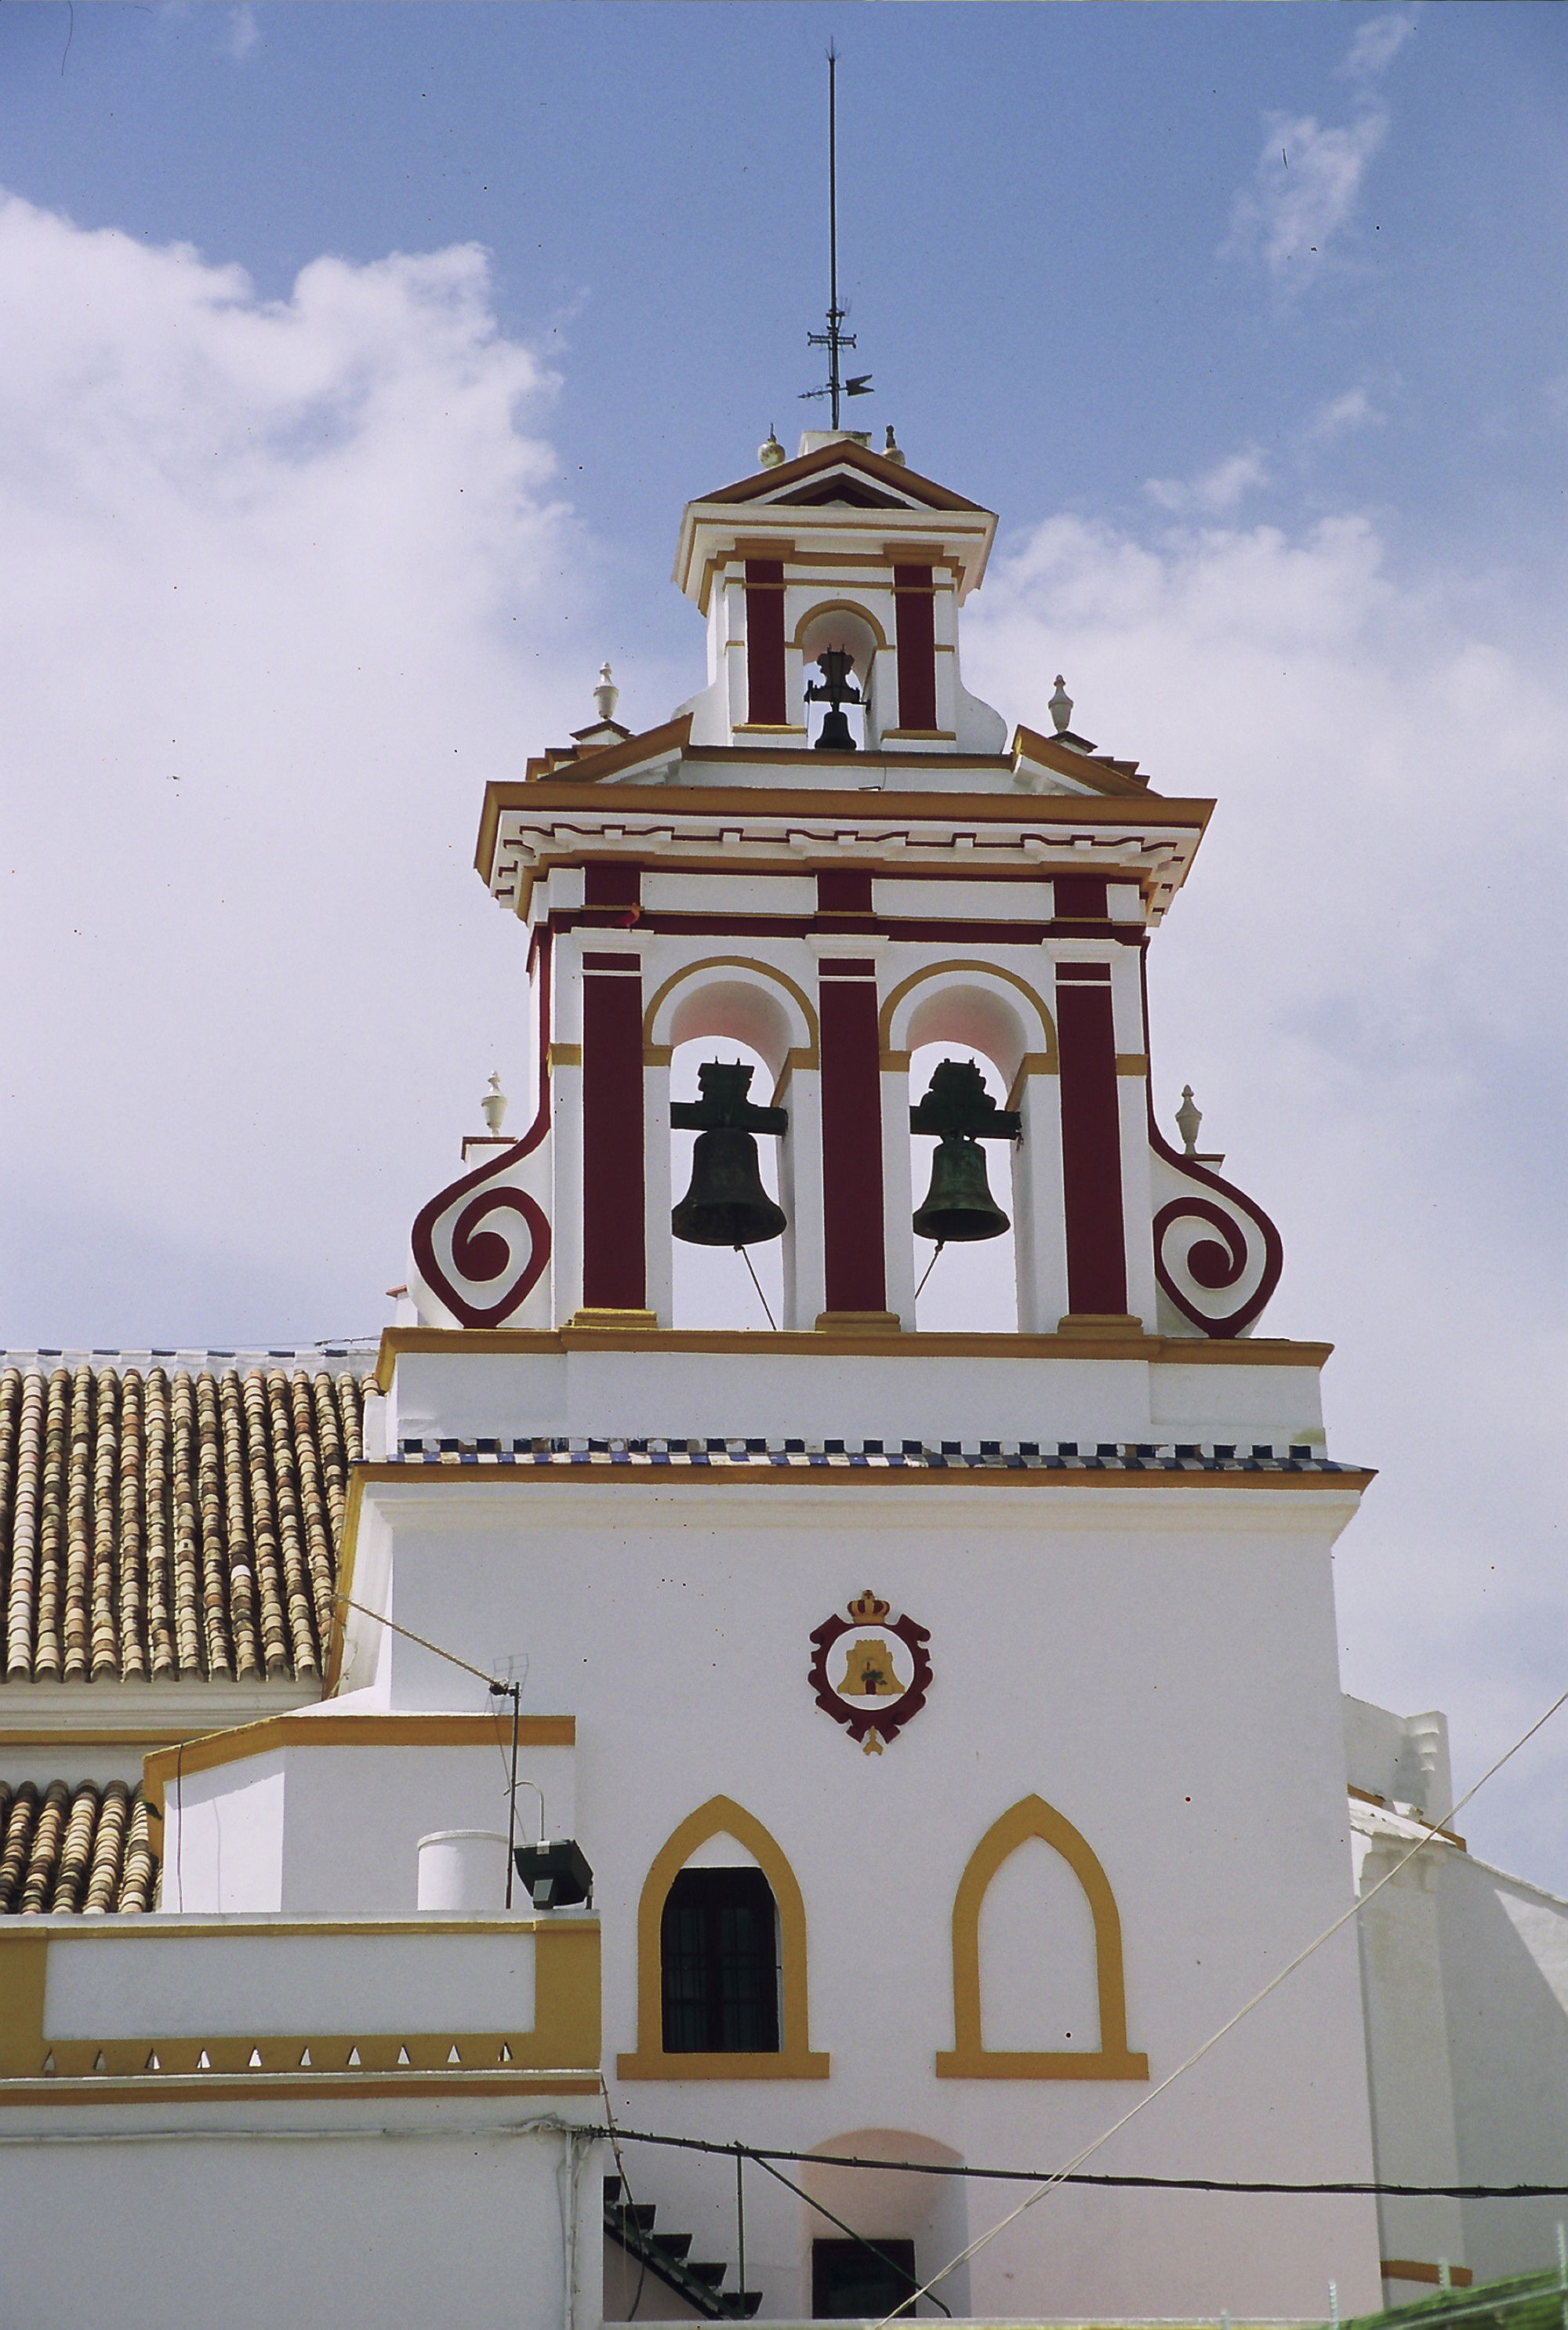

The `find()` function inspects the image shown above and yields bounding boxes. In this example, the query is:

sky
[0,1,1566,1881]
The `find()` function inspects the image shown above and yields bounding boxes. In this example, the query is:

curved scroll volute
[1147,1131,1283,1340]
[408,1134,552,1330]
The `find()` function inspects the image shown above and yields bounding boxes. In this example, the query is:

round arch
[616,1794,830,2081]
[644,958,819,1082]
[880,962,1058,1094]
[935,1794,1149,2081]
[790,597,891,653]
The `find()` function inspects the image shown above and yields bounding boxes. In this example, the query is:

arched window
[617,1795,829,2081]
[661,1866,780,2052]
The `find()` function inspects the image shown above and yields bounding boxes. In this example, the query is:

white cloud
[1227,108,1387,285]
[0,193,616,1352]
[1306,385,1383,439]
[224,5,260,63]
[1145,446,1269,515]
[964,510,1568,1880]
[1338,9,1416,84]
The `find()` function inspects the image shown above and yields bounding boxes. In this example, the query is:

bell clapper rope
[914,1240,947,1301]
[737,1243,779,1330]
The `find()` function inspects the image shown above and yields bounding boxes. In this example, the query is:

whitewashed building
[2,430,1564,2330]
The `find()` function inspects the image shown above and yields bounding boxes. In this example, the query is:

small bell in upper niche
[671,1062,789,1249]
[909,1059,1022,1245]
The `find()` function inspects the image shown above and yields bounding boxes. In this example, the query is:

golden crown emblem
[845,1588,891,1624]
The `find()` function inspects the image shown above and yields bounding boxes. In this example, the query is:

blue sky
[3,1,1564,658]
[1,2,1566,1882]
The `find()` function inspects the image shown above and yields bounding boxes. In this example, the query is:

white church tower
[378,429,1381,2320]
[0,432,1392,2330]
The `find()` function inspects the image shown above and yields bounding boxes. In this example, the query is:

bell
[912,1133,1011,1244]
[673,1127,788,1248]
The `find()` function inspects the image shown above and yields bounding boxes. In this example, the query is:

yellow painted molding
[566,1308,661,1330]
[936,1795,1149,2083]
[616,1795,829,2082]
[641,956,821,1069]
[789,597,891,652]
[353,1460,1371,1496]
[372,1323,1337,1382]
[0,1917,599,2094]
[143,1711,575,1817]
[1004,1052,1055,1109]
[1115,1053,1150,1076]
[0,2073,602,2107]
[877,959,1058,1071]
[546,1043,583,1069]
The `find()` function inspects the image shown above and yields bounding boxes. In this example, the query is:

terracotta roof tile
[0,1780,157,1913]
[0,1361,367,1683]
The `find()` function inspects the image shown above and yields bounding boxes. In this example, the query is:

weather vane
[800,45,872,430]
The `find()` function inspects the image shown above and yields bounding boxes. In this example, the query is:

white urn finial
[1175,1084,1203,1158]
[481,1071,507,1137]
[883,423,906,466]
[1049,675,1074,734]
[593,663,619,725]
[758,426,786,469]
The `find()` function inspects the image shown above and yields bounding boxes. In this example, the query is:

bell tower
[362,430,1383,2327]
[410,430,1280,1345]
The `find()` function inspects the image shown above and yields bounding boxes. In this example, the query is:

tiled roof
[0,1780,156,1914]
[0,1357,368,1683]
[389,1434,1356,1474]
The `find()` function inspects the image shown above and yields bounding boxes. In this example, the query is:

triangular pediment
[696,437,989,517]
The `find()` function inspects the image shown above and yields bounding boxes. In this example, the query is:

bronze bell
[671,1062,789,1249]
[912,1134,1011,1243]
[909,1058,1021,1245]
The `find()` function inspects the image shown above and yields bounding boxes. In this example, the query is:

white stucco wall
[0,2110,603,2330]
[325,1461,1381,2321]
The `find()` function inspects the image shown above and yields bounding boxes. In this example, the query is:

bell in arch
[909,1059,1022,1246]
[671,1062,789,1249]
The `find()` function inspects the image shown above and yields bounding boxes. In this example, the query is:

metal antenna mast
[803,45,871,428]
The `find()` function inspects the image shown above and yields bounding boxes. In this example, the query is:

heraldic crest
[808,1590,933,1755]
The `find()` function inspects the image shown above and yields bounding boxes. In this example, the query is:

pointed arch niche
[617,1795,829,2081]
[936,1795,1149,2081]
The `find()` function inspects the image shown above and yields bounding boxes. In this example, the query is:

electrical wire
[594,2125,1568,2201]
[871,1677,1568,2326]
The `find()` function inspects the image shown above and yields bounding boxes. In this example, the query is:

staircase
[604,2175,762,2320]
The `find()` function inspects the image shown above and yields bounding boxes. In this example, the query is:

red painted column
[817,958,887,1318]
[1055,964,1128,1318]
[893,565,938,732]
[744,561,787,725]
[580,951,647,1312]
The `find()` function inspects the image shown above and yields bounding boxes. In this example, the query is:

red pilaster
[744,561,787,725]
[893,565,938,731]
[817,959,887,1316]
[1055,965,1128,1317]
[580,952,647,1311]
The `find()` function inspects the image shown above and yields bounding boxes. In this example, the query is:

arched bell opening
[906,1042,1018,1333]
[800,2130,970,2320]
[797,604,883,753]
[669,1035,786,1330]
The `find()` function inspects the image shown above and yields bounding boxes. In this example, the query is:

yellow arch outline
[936,1795,1149,2081]
[879,960,1059,1080]
[616,1795,830,2081]
[789,597,892,652]
[642,957,820,1076]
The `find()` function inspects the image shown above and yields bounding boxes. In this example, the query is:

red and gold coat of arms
[808,1590,933,1755]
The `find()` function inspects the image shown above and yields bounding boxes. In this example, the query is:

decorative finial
[1175,1085,1202,1158]
[593,662,619,724]
[1049,675,1074,735]
[883,424,906,466]
[481,1071,508,1137]
[758,426,786,470]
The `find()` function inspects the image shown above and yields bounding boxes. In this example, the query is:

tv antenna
[801,45,872,429]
